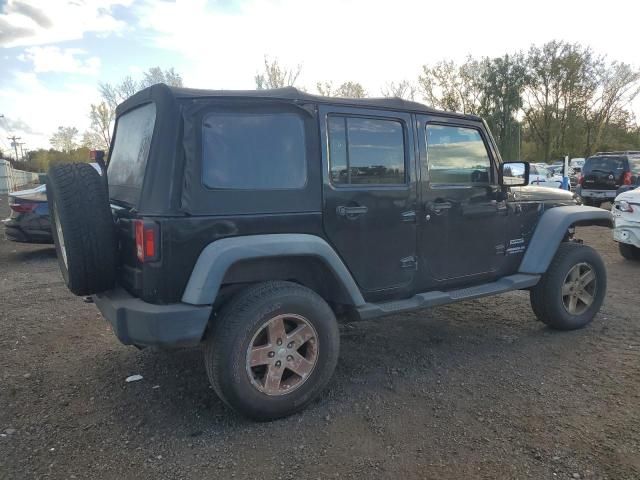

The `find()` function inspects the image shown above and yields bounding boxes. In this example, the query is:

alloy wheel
[245,314,319,396]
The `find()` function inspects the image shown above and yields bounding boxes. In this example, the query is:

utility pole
[7,135,21,163]
[17,142,26,161]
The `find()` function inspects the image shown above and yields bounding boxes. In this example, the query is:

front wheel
[204,281,340,420]
[530,243,606,330]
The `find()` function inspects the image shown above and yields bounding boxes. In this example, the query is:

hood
[516,185,576,202]
[615,187,640,203]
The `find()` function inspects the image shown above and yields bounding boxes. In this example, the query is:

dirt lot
[1,201,639,480]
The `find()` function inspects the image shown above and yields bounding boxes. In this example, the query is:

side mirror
[500,161,529,187]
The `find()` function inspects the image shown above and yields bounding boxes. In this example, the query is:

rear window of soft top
[107,102,157,205]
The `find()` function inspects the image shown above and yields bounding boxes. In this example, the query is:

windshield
[107,102,157,205]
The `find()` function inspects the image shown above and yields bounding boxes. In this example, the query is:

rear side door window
[327,116,406,186]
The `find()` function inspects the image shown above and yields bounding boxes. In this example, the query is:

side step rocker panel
[356,274,540,320]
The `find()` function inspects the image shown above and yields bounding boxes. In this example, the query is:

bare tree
[382,80,417,100]
[88,67,183,151]
[49,126,79,152]
[418,57,485,114]
[584,61,640,154]
[140,67,183,89]
[84,102,113,150]
[317,81,367,98]
[255,56,301,89]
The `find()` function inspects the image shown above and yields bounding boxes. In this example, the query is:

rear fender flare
[519,206,612,274]
[181,234,365,306]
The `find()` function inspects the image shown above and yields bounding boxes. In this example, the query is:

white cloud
[0,71,97,151]
[0,0,132,48]
[136,0,640,98]
[18,46,101,74]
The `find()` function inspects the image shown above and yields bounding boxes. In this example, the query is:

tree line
[257,41,640,162]
[11,39,639,172]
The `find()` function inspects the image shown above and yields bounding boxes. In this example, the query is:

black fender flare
[181,234,365,306]
[518,206,612,274]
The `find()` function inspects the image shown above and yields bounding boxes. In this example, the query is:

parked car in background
[570,158,585,173]
[2,184,52,243]
[529,164,563,188]
[576,152,640,207]
[612,187,640,260]
[3,163,102,244]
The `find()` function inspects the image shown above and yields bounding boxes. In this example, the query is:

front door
[416,117,507,290]
[320,106,417,300]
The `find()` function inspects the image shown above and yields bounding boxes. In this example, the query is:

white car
[529,164,563,188]
[612,187,640,260]
[570,158,585,170]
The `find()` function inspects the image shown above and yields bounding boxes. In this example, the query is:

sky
[1,0,639,154]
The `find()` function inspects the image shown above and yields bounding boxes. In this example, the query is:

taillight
[134,219,160,262]
[578,174,584,186]
[9,202,36,213]
[623,171,632,185]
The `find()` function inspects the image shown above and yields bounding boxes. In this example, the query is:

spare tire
[47,163,116,296]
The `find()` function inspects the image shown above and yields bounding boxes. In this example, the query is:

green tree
[523,41,598,161]
[479,54,527,160]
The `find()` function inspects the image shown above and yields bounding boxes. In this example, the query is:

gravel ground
[1,200,639,480]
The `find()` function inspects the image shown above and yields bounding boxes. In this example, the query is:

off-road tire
[203,281,339,421]
[618,242,640,261]
[530,243,606,330]
[47,163,116,296]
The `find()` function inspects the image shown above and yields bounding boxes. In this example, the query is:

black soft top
[116,83,479,121]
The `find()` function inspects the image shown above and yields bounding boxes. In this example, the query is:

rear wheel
[530,243,606,330]
[204,281,339,420]
[618,243,640,261]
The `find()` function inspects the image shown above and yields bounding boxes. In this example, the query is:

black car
[577,151,640,207]
[3,164,101,243]
[46,84,611,420]
[3,184,52,243]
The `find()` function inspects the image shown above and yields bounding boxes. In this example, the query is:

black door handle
[336,205,368,217]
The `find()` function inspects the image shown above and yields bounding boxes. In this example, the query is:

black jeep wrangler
[47,84,612,420]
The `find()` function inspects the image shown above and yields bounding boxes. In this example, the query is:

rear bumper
[93,287,212,347]
[3,217,53,244]
[578,188,617,199]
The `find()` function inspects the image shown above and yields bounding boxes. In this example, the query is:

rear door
[415,117,507,290]
[320,106,417,300]
[582,156,626,190]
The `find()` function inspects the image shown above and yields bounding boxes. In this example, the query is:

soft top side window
[202,110,307,190]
